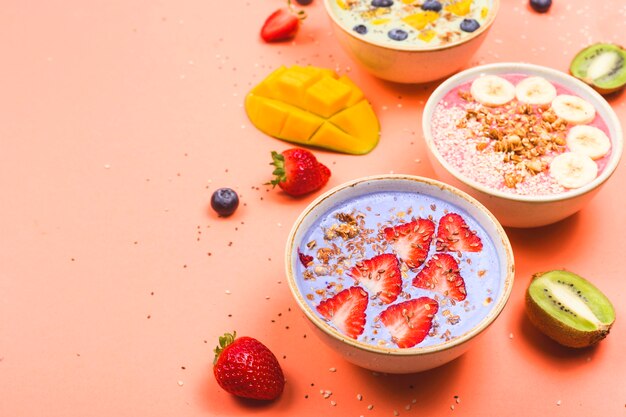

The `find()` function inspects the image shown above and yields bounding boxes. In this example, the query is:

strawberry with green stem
[261,0,306,43]
[213,332,285,401]
[269,148,331,196]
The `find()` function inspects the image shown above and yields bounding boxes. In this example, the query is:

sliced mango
[371,18,392,25]
[402,11,439,30]
[245,65,380,155]
[445,0,473,16]
[418,29,437,42]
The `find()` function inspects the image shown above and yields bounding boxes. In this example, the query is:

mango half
[245,65,380,155]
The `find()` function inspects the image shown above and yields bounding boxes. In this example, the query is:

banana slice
[470,75,516,106]
[515,76,557,105]
[566,125,611,160]
[549,152,598,189]
[551,95,596,124]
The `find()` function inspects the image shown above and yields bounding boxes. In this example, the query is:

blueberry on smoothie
[460,18,480,33]
[372,0,393,7]
[353,24,368,35]
[421,0,442,12]
[529,0,552,13]
[388,28,408,41]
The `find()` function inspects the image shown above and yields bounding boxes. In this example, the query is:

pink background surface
[1,1,625,416]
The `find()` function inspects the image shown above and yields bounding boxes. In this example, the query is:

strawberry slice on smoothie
[316,287,368,339]
[382,218,435,269]
[347,253,402,304]
[435,213,483,253]
[379,297,439,348]
[413,253,467,301]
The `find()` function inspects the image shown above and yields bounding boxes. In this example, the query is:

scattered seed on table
[357,394,363,401]
[329,367,336,372]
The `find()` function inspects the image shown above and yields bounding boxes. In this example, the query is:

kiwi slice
[525,270,615,348]
[570,43,626,94]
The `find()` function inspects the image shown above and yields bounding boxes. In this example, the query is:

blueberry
[529,0,552,13]
[459,18,480,33]
[211,188,239,217]
[388,28,408,41]
[295,0,313,4]
[372,0,393,7]
[353,24,368,35]
[421,0,442,12]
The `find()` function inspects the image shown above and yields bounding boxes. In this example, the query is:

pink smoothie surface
[431,73,612,196]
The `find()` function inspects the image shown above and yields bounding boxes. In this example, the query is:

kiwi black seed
[570,43,626,95]
[525,270,615,348]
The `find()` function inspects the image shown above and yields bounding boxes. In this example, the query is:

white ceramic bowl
[322,0,500,84]
[422,63,624,228]
[285,175,514,373]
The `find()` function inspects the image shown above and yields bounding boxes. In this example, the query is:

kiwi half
[570,43,626,95]
[525,270,615,348]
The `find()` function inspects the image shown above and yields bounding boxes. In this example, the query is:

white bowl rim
[422,62,624,204]
[285,174,515,357]
[322,0,501,53]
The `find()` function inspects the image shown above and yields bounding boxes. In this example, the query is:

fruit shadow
[517,309,601,362]
[372,77,443,98]
[600,88,624,103]
[348,354,466,404]
[503,211,581,253]
[197,368,296,414]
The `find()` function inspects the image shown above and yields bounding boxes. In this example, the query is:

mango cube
[445,0,473,16]
[245,65,380,155]
[402,11,439,30]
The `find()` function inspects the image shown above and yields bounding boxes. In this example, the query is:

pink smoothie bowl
[422,62,624,228]
[322,0,500,84]
[284,175,514,374]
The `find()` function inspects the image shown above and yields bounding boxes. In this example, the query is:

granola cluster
[457,91,568,188]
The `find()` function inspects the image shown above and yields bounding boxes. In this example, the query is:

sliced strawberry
[383,219,435,269]
[297,249,313,267]
[435,213,483,253]
[347,253,402,304]
[379,297,439,348]
[316,287,368,339]
[260,1,306,43]
[412,253,467,301]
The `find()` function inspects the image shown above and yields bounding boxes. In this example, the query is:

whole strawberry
[269,148,331,196]
[261,0,306,43]
[213,332,285,401]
